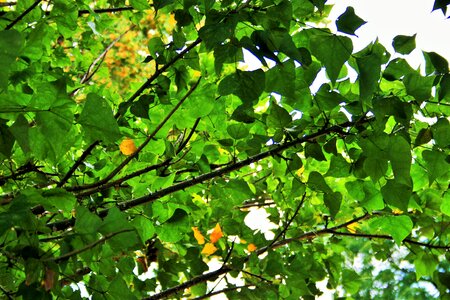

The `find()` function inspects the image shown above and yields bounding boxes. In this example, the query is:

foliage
[0,0,449,299]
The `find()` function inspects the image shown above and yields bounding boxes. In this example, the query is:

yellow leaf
[119,138,137,156]
[296,165,305,177]
[210,223,223,243]
[201,243,217,256]
[191,227,205,245]
[247,243,257,252]
[346,222,361,234]
[392,208,403,215]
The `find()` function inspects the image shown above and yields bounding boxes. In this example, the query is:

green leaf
[305,143,326,161]
[315,83,347,110]
[325,155,351,178]
[218,70,265,103]
[414,252,439,280]
[381,180,412,211]
[130,95,154,119]
[266,103,292,129]
[41,189,76,212]
[310,34,353,83]
[108,276,138,300]
[157,208,189,243]
[388,135,412,185]
[392,34,416,55]
[403,72,435,101]
[383,58,416,81]
[335,7,367,36]
[0,119,14,158]
[307,171,332,193]
[78,93,121,143]
[227,124,249,139]
[75,206,102,235]
[363,157,388,182]
[130,0,150,10]
[131,216,155,243]
[9,114,31,154]
[414,128,432,147]
[0,30,24,90]
[431,118,450,148]
[324,192,342,218]
[438,73,450,101]
[422,150,449,184]
[372,215,413,245]
[423,51,449,75]
[440,192,450,216]
[355,42,385,107]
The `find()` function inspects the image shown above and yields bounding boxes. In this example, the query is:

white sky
[329,0,450,67]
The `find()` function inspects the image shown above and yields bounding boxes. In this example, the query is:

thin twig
[5,0,41,30]
[264,193,306,252]
[78,6,134,16]
[193,285,254,300]
[43,229,134,263]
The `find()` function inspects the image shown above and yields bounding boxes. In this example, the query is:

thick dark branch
[78,6,134,16]
[43,229,134,263]
[74,158,173,197]
[68,78,201,193]
[0,2,16,7]
[57,141,100,187]
[327,230,450,250]
[5,0,41,30]
[47,117,374,231]
[144,266,232,300]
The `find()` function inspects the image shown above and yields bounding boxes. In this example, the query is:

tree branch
[0,2,16,8]
[43,229,134,263]
[143,266,232,300]
[5,0,41,30]
[47,117,374,231]
[78,6,134,16]
[193,285,255,300]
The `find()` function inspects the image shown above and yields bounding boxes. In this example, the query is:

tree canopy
[0,0,449,299]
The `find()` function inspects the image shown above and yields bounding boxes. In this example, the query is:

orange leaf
[247,243,257,252]
[346,222,361,234]
[44,268,56,291]
[210,223,223,243]
[201,243,217,256]
[192,227,205,245]
[119,138,137,156]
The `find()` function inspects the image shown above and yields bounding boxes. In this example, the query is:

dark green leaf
[431,118,450,148]
[381,180,412,211]
[218,70,265,103]
[0,30,24,90]
[78,93,121,143]
[266,102,292,129]
[403,72,435,101]
[336,7,367,36]
[324,192,342,218]
[307,171,332,193]
[392,34,416,55]
[423,51,449,75]
[310,34,353,83]
[227,124,249,139]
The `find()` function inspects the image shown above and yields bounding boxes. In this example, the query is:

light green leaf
[130,0,150,10]
[440,192,450,216]
[372,215,413,245]
[310,34,353,83]
[414,252,439,280]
